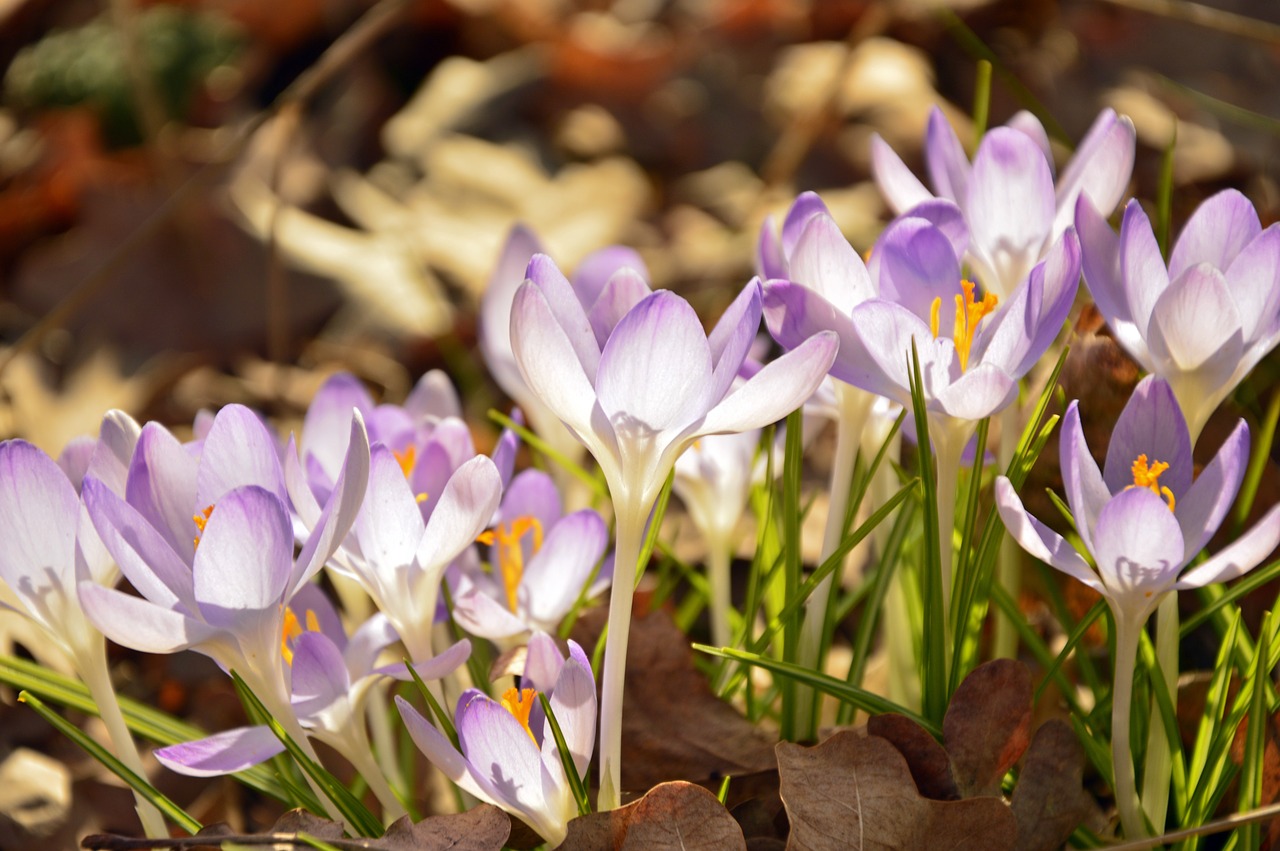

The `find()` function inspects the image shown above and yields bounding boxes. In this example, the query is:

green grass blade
[18,690,201,834]
[779,407,805,741]
[539,694,591,817]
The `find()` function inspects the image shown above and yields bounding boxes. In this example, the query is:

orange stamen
[476,516,545,612]
[1127,454,1176,511]
[952,279,998,372]
[393,445,417,478]
[279,607,321,666]
[501,687,538,741]
[191,505,214,549]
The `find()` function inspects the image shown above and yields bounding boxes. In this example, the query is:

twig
[1103,799,1280,849]
[0,0,415,380]
[1095,0,1280,48]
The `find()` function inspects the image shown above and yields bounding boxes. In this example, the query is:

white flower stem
[795,395,869,739]
[1111,615,1148,838]
[933,431,965,658]
[597,500,647,811]
[75,644,168,839]
[993,405,1022,659]
[333,724,405,822]
[1141,595,1177,832]
[366,687,407,804]
[249,672,347,825]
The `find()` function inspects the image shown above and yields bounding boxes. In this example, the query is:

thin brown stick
[1096,0,1280,47]
[1103,798,1280,849]
[0,0,415,379]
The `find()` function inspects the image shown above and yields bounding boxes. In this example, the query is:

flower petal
[548,647,596,779]
[931,362,1017,421]
[1091,487,1186,607]
[480,225,545,401]
[572,246,649,310]
[353,445,427,577]
[994,477,1102,594]
[192,486,293,629]
[300,374,374,485]
[291,412,371,596]
[1177,504,1280,589]
[586,268,653,349]
[155,726,284,777]
[1224,224,1280,344]
[874,216,962,326]
[781,191,832,263]
[1146,264,1244,374]
[86,410,141,497]
[197,406,288,509]
[416,456,503,573]
[456,695,548,818]
[498,469,563,532]
[871,133,934,214]
[77,582,218,654]
[1176,419,1249,557]
[510,282,602,442]
[1058,402,1108,554]
[0,441,79,611]
[289,632,350,718]
[924,107,970,204]
[1168,188,1261,281]
[521,510,609,630]
[404,369,463,422]
[1052,109,1135,241]
[1103,376,1193,496]
[526,254,601,377]
[706,281,762,405]
[697,330,837,436]
[125,423,199,564]
[762,280,866,388]
[1118,200,1170,337]
[788,215,876,316]
[596,291,714,434]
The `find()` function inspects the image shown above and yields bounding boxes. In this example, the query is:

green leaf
[538,693,591,817]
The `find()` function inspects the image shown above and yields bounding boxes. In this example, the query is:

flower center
[393,445,417,478]
[280,607,321,665]
[191,505,215,549]
[1127,454,1176,512]
[477,517,544,612]
[501,687,538,742]
[930,279,998,372]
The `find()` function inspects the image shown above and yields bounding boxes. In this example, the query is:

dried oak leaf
[777,731,1017,851]
[866,712,959,801]
[371,805,511,850]
[560,781,746,851]
[942,659,1033,798]
[1009,720,1102,851]
[570,606,778,795]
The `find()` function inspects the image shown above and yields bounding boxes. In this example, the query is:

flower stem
[933,431,965,655]
[1112,616,1148,838]
[707,537,734,651]
[597,501,647,811]
[76,644,168,839]
[335,724,405,821]
[1141,595,1177,832]
[993,406,1022,659]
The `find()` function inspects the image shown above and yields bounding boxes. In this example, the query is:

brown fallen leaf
[943,659,1033,799]
[866,713,958,801]
[570,606,778,797]
[560,781,746,851]
[1009,720,1102,851]
[776,731,1017,851]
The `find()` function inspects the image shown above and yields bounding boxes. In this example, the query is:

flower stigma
[280,607,321,665]
[1127,454,1176,511]
[393,445,417,478]
[477,516,544,612]
[501,687,538,742]
[930,279,998,371]
[191,505,215,549]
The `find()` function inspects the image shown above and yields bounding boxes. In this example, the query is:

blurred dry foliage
[2,0,1280,845]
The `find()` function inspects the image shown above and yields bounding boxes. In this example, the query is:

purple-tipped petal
[57,437,95,493]
[1075,194,1137,339]
[292,412,370,595]
[78,582,218,654]
[197,406,288,509]
[932,362,1017,420]
[1169,189,1261,281]
[510,282,602,442]
[1058,402,1108,554]
[416,456,503,571]
[762,280,868,387]
[895,199,970,260]
[192,486,293,628]
[353,445,424,576]
[301,374,374,485]
[1176,419,1249,557]
[86,410,141,497]
[1052,109,1135,241]
[1224,224,1280,343]
[788,215,876,315]
[526,254,601,377]
[1177,504,1280,589]
[548,653,596,778]
[924,107,970,204]
[523,632,565,695]
[289,632,350,717]
[405,369,463,422]
[844,300,939,405]
[1091,487,1186,604]
[155,726,284,777]
[572,246,649,310]
[871,134,934,214]
[781,192,832,262]
[756,214,785,279]
[1103,376,1193,496]
[1006,111,1053,168]
[596,292,714,434]
[0,442,78,602]
[706,281,762,404]
[697,330,837,435]
[498,469,563,532]
[1118,201,1171,336]
[521,511,609,629]
[480,226,546,402]
[457,696,547,810]
[874,216,963,326]
[586,267,652,349]
[994,477,1101,594]
[451,590,531,640]
[1146,265,1244,376]
[126,423,199,563]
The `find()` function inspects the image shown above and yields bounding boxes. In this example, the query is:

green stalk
[1112,615,1149,838]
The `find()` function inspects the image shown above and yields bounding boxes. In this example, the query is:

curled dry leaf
[776,731,1017,851]
[942,659,1033,799]
[559,780,746,851]
[1009,720,1103,851]
[866,713,958,801]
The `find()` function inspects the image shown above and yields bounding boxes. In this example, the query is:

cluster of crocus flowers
[996,377,1280,837]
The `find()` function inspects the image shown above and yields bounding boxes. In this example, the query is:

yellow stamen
[393,445,417,478]
[279,607,322,666]
[1127,454,1176,511]
[952,279,998,372]
[501,687,538,741]
[930,297,941,339]
[477,516,545,612]
[191,505,214,549]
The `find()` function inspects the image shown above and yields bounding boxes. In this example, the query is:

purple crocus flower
[153,584,470,818]
[480,226,651,471]
[510,265,837,809]
[396,632,595,846]
[873,107,1134,300]
[994,376,1280,837]
[451,469,610,644]
[1077,189,1280,442]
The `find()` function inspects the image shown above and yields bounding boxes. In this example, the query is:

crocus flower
[0,418,167,837]
[511,264,837,808]
[480,226,651,479]
[154,584,471,819]
[872,107,1134,300]
[994,376,1280,837]
[451,469,610,644]
[397,633,596,847]
[1077,189,1280,442]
